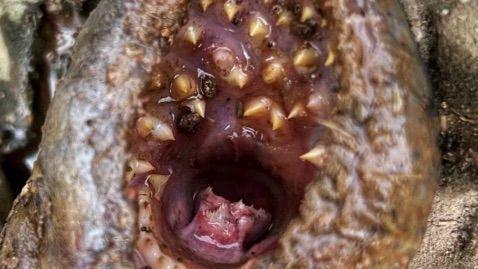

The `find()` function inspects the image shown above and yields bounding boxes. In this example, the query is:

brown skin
[0,0,438,268]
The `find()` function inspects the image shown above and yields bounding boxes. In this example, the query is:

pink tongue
[180,188,271,264]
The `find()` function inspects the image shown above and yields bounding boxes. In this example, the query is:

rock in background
[401,0,478,268]
[0,0,96,225]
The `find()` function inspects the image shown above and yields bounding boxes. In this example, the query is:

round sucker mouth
[154,161,290,266]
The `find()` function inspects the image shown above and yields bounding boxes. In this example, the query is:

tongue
[179,188,272,264]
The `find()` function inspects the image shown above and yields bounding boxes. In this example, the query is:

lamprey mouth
[125,0,438,268]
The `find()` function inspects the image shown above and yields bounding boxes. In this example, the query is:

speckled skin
[0,0,438,268]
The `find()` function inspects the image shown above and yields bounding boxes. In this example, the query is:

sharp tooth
[151,118,175,141]
[288,103,307,119]
[187,99,206,118]
[226,65,249,88]
[262,62,284,84]
[300,146,327,167]
[129,159,155,174]
[301,6,317,22]
[224,0,240,21]
[293,47,319,73]
[183,24,203,45]
[243,97,272,117]
[270,105,286,130]
[136,116,155,137]
[172,74,196,100]
[213,47,235,72]
[200,0,214,11]
[324,50,335,66]
[146,174,169,199]
[276,11,292,26]
[249,16,270,40]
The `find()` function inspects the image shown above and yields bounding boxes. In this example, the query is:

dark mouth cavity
[153,151,291,266]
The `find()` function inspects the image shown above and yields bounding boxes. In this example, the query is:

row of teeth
[200,0,318,25]
[169,46,325,100]
[132,3,331,176]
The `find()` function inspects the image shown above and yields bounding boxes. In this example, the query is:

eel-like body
[0,0,438,268]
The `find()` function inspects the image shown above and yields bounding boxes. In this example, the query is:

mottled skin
[0,0,438,269]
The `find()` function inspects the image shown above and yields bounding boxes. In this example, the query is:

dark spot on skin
[232,16,242,25]
[200,74,216,98]
[236,101,244,118]
[272,5,282,15]
[86,119,94,126]
[292,4,302,16]
[178,107,202,133]
[291,20,317,39]
[141,266,152,269]
[140,226,152,233]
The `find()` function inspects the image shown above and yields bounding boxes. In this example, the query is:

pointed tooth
[300,146,327,167]
[146,174,169,199]
[129,159,155,174]
[201,0,214,11]
[276,11,292,26]
[262,62,284,84]
[224,0,241,21]
[249,15,270,40]
[183,24,203,45]
[301,6,317,22]
[270,105,286,130]
[187,99,206,118]
[151,118,175,141]
[172,74,197,100]
[293,47,319,73]
[288,103,307,119]
[243,97,272,117]
[324,50,335,66]
[226,66,249,88]
[136,116,155,137]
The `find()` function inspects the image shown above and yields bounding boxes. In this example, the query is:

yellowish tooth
[276,11,292,26]
[146,174,169,199]
[201,0,214,11]
[224,0,241,21]
[262,62,284,84]
[151,118,175,141]
[270,105,286,130]
[300,146,327,167]
[324,50,335,66]
[226,65,249,88]
[293,47,319,73]
[287,103,307,119]
[172,74,197,100]
[183,24,203,45]
[129,159,155,174]
[249,16,270,40]
[301,6,317,22]
[243,97,272,117]
[187,99,206,118]
[136,116,155,137]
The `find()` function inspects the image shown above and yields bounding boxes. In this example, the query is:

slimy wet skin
[126,0,438,268]
[129,0,336,266]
